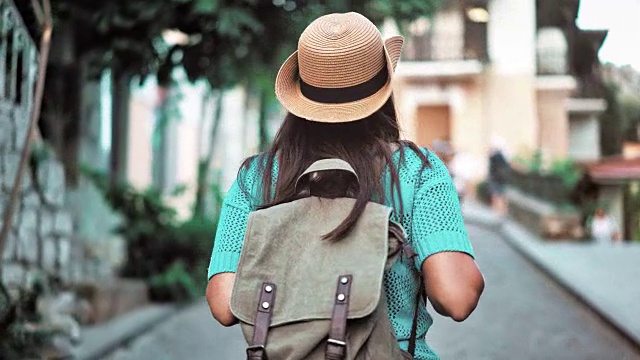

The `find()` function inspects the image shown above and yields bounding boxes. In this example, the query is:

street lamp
[466,7,489,23]
[162,29,190,46]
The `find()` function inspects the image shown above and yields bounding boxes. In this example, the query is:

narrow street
[426,225,640,360]
[105,224,640,360]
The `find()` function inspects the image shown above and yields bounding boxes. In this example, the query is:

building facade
[126,70,262,218]
[386,0,607,191]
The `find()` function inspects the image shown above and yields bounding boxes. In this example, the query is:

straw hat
[275,12,404,123]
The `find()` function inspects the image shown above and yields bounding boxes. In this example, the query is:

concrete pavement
[101,300,245,360]
[428,224,640,360]
[463,200,640,349]
[72,304,177,360]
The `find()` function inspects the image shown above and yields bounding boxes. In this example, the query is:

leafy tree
[21,0,442,210]
[620,94,640,142]
[600,81,625,157]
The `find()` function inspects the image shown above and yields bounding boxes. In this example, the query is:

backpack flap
[230,197,392,327]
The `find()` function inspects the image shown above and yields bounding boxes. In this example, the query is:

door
[416,105,451,148]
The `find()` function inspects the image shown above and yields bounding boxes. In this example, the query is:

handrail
[0,0,51,276]
[0,0,39,100]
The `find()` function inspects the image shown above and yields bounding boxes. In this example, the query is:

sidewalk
[463,200,640,349]
[72,304,177,360]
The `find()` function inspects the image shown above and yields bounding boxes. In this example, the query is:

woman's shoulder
[238,153,278,179]
[225,153,276,207]
[241,146,448,177]
[394,144,451,187]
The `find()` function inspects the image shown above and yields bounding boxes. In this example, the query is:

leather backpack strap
[246,283,277,360]
[325,275,353,360]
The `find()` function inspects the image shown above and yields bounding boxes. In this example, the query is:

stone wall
[0,101,77,287]
[66,73,124,280]
[0,2,148,325]
[506,187,585,240]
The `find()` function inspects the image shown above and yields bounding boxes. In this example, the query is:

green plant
[510,152,587,207]
[0,322,57,360]
[148,261,200,303]
[625,181,640,242]
[173,216,219,290]
[620,94,640,142]
[512,151,582,189]
[0,273,75,359]
[82,167,221,301]
[549,159,582,189]
[82,168,181,278]
[600,81,625,156]
[515,149,544,174]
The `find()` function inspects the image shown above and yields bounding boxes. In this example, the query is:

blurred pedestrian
[450,150,475,203]
[432,139,454,167]
[488,136,510,215]
[588,207,622,245]
[432,140,468,202]
[205,12,483,360]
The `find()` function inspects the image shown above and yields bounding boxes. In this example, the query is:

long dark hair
[239,97,429,241]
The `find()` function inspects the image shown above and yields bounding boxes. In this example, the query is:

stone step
[73,279,150,325]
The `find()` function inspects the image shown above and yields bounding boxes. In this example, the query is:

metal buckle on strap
[247,345,266,352]
[246,345,267,360]
[327,338,346,347]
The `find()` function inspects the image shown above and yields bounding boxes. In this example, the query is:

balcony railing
[402,16,488,62]
[509,169,574,205]
[0,0,38,109]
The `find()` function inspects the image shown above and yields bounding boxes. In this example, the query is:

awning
[587,156,640,182]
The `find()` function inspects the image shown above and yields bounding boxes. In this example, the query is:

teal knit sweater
[207,147,475,360]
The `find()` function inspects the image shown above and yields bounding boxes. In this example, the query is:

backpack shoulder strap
[294,158,358,191]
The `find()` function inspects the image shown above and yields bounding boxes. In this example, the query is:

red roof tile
[588,156,640,181]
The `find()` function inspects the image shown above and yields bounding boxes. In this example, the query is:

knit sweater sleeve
[207,157,279,279]
[207,166,259,279]
[410,152,475,270]
[206,181,248,279]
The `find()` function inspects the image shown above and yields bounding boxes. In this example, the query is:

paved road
[103,302,245,360]
[426,225,640,360]
[105,224,640,360]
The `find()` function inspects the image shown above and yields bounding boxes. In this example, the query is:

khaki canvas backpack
[231,159,422,360]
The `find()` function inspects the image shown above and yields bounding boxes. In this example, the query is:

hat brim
[275,36,404,123]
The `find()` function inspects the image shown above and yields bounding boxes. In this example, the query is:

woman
[589,207,621,245]
[206,12,484,360]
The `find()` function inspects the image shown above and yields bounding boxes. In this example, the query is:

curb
[72,304,178,360]
[464,206,640,351]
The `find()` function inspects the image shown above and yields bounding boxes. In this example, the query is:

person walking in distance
[488,136,510,216]
[589,207,622,245]
[206,12,484,360]
[432,140,468,202]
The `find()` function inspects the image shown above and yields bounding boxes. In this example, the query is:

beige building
[126,70,261,218]
[121,0,609,218]
[387,0,607,187]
